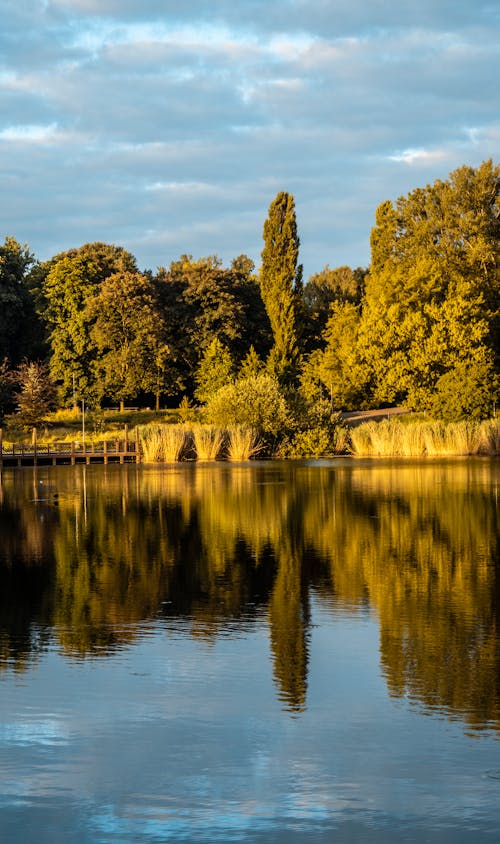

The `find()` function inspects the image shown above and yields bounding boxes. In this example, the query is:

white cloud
[388,147,450,165]
[0,122,59,142]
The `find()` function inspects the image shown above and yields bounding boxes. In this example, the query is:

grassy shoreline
[2,410,499,460]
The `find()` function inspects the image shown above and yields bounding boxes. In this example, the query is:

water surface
[1,459,499,842]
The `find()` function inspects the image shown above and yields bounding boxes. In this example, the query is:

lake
[1,459,499,842]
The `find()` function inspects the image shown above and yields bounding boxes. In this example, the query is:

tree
[0,358,16,423]
[155,254,271,399]
[0,237,42,365]
[89,271,176,410]
[239,345,263,379]
[42,243,137,405]
[260,192,302,384]
[357,160,500,414]
[301,302,372,410]
[302,264,365,345]
[194,337,234,404]
[13,360,56,429]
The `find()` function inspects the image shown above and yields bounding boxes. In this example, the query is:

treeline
[0,159,498,433]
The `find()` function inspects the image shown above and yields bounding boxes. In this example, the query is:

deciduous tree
[357,160,500,415]
[42,243,137,405]
[89,271,176,410]
[0,237,41,365]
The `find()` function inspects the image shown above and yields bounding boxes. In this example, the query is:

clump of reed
[191,424,225,460]
[332,423,352,454]
[226,426,262,461]
[350,418,500,457]
[480,419,500,454]
[139,424,190,463]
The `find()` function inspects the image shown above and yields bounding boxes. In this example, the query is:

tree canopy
[0,160,498,421]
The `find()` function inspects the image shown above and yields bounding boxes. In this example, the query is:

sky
[1,0,499,279]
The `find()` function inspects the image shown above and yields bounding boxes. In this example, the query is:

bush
[205,373,290,436]
[429,360,499,421]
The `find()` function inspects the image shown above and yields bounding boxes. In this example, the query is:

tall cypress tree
[260,192,302,385]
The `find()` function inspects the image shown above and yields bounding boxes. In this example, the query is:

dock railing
[0,428,141,466]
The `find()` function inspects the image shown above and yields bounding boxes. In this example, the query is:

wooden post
[103,439,108,465]
[135,427,140,463]
[71,441,75,466]
[124,424,129,452]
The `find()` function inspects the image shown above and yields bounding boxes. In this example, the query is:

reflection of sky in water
[0,719,69,747]
[1,609,500,842]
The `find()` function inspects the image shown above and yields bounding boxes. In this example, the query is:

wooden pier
[0,429,140,468]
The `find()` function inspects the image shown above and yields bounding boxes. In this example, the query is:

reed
[226,426,262,461]
[444,421,482,456]
[333,424,352,454]
[350,418,500,457]
[192,424,225,460]
[139,424,189,463]
[479,419,500,455]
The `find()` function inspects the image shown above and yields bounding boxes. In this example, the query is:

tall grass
[350,418,500,457]
[480,419,500,454]
[226,426,262,461]
[140,424,189,463]
[192,424,225,460]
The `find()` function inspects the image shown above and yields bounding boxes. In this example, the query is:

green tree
[239,345,263,379]
[0,358,16,423]
[155,254,271,399]
[260,192,302,384]
[194,337,234,404]
[303,265,365,345]
[0,237,42,365]
[42,243,137,405]
[13,360,56,429]
[301,301,371,410]
[357,160,500,414]
[89,271,176,410]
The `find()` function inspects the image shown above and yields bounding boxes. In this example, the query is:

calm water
[1,459,500,843]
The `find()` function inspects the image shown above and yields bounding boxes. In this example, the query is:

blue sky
[1,0,498,278]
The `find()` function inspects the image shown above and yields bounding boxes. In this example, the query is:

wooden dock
[0,435,140,468]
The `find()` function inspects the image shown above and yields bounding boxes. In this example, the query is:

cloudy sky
[1,0,498,278]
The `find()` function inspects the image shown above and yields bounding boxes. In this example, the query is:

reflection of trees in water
[0,461,499,726]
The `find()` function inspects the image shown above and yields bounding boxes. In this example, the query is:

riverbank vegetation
[0,159,498,458]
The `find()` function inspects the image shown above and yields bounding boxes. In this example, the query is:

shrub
[429,359,499,421]
[205,373,290,436]
[287,426,333,458]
